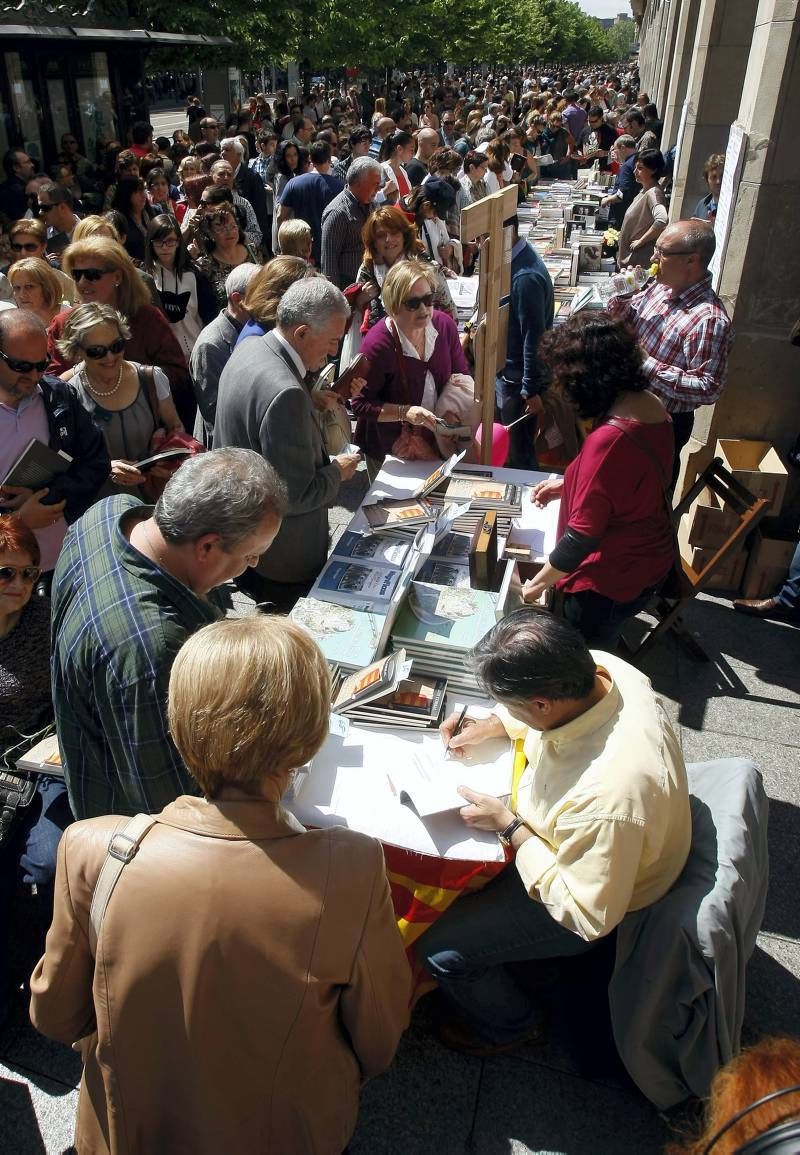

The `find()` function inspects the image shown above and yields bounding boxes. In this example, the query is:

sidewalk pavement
[2,467,799,1154]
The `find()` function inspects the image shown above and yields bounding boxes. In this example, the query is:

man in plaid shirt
[51,450,286,820]
[608,220,732,486]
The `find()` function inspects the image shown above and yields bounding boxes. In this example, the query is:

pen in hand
[447,705,469,754]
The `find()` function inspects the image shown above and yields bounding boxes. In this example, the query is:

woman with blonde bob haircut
[47,235,193,426]
[8,257,64,325]
[31,614,410,1155]
[238,253,310,342]
[355,258,474,462]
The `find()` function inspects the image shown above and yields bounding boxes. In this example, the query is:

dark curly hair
[538,314,649,419]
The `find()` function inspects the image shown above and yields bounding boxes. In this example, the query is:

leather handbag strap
[136,365,162,429]
[88,813,157,954]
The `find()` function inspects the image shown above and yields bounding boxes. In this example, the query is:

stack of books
[390,565,522,695]
[314,529,414,612]
[330,650,447,730]
[426,470,523,538]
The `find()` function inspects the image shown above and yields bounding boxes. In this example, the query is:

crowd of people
[0,62,795,1155]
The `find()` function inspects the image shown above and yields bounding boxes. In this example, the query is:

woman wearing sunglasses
[0,514,72,1026]
[143,215,218,360]
[8,258,66,327]
[57,302,183,497]
[354,259,473,464]
[7,219,76,303]
[48,237,193,428]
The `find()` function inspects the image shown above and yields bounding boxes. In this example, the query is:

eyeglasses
[82,338,126,359]
[0,348,48,374]
[71,267,113,283]
[37,202,56,213]
[0,564,41,585]
[653,246,696,258]
[10,241,40,252]
[153,235,179,246]
[403,293,434,311]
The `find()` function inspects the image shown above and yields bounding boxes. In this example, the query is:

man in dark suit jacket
[213,277,361,607]
[221,136,269,250]
[0,148,35,219]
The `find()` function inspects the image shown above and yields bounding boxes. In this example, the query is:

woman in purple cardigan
[353,260,470,462]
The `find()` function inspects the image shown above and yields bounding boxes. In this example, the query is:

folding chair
[621,458,769,660]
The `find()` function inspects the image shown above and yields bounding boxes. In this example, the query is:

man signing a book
[416,608,691,1054]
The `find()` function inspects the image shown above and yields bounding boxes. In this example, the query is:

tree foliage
[137,0,624,75]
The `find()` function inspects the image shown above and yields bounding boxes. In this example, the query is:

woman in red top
[523,313,674,647]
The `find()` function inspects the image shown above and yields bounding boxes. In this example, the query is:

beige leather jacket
[30,796,411,1154]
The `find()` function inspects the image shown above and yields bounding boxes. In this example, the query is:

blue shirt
[502,239,555,398]
[279,170,343,265]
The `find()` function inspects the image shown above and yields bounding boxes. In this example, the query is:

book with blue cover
[315,560,405,611]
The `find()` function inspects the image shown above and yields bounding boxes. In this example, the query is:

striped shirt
[320,187,374,288]
[608,274,732,414]
[52,496,222,819]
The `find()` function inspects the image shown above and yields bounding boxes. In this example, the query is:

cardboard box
[678,513,747,591]
[740,531,797,599]
[715,439,788,517]
[685,488,739,549]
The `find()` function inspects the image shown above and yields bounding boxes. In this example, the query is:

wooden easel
[460,184,518,465]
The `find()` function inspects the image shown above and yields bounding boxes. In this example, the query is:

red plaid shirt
[608,274,732,413]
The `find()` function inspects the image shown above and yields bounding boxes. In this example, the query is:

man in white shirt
[417,608,691,1053]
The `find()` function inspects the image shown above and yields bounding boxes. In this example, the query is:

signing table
[285,457,559,966]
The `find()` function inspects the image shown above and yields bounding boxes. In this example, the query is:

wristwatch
[498,814,526,847]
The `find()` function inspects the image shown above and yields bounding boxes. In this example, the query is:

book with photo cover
[2,439,72,490]
[345,676,448,729]
[361,497,438,536]
[430,474,520,506]
[332,529,413,568]
[290,597,387,670]
[331,649,409,713]
[315,558,405,611]
[415,559,471,588]
[409,450,467,500]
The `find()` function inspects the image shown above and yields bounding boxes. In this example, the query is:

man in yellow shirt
[417,608,691,1053]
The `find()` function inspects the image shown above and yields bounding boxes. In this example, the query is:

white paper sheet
[284,707,511,861]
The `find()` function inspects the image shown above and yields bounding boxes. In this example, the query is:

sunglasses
[403,293,434,311]
[0,564,41,585]
[37,203,56,213]
[11,241,40,252]
[83,337,126,359]
[71,267,112,283]
[0,348,48,374]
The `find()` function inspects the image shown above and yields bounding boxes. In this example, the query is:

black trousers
[670,409,696,491]
[234,567,313,614]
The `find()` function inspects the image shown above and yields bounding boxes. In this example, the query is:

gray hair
[614,134,636,150]
[677,220,717,267]
[347,156,381,187]
[276,276,349,332]
[220,136,244,158]
[475,128,495,146]
[225,262,260,300]
[56,302,131,361]
[38,180,73,208]
[154,448,288,549]
[467,608,596,702]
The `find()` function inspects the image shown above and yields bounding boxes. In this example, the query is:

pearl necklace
[84,363,124,398]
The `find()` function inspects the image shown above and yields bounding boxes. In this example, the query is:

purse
[137,366,205,500]
[0,770,36,848]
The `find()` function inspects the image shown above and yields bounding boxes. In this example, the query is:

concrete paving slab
[0,1063,77,1155]
[744,935,800,1039]
[677,659,800,746]
[349,1012,483,1154]
[469,1053,670,1154]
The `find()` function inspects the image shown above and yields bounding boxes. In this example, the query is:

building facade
[633,0,800,503]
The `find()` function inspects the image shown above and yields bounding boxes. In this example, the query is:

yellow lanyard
[510,738,527,812]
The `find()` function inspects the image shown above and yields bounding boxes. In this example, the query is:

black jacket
[234,164,269,238]
[39,375,111,522]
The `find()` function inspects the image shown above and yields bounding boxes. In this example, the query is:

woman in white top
[143,214,219,360]
[378,130,414,203]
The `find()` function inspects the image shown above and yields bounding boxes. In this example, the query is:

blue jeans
[775,540,800,615]
[495,375,537,471]
[416,863,595,1043]
[0,776,72,1011]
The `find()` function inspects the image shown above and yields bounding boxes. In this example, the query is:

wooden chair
[621,458,769,660]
